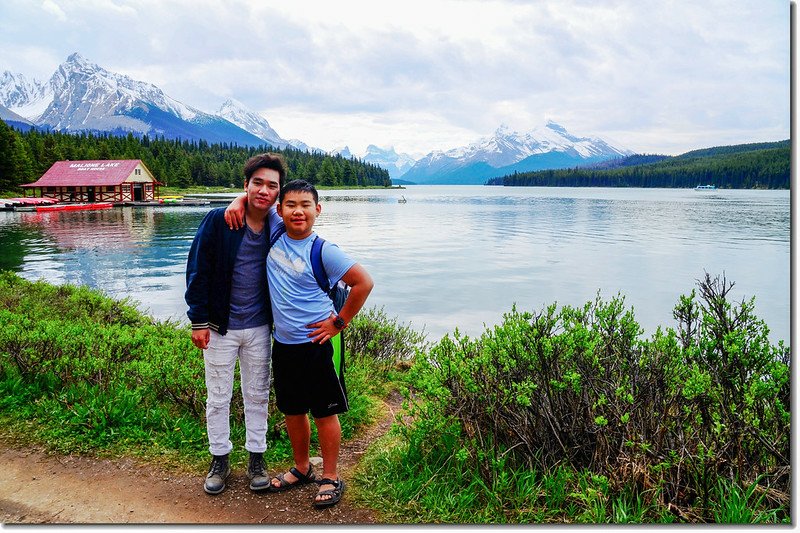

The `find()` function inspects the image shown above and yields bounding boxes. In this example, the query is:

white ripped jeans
[203,325,271,456]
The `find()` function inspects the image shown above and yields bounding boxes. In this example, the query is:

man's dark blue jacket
[185,207,272,335]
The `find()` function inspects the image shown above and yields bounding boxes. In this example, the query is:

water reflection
[0,187,790,344]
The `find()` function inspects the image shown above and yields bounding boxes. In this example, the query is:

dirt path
[0,394,401,525]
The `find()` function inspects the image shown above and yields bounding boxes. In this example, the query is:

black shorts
[271,339,348,419]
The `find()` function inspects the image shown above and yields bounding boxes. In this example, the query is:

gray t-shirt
[228,223,269,330]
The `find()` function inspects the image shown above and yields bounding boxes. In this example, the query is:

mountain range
[1,53,633,184]
[332,145,417,179]
[0,53,288,148]
[401,122,633,184]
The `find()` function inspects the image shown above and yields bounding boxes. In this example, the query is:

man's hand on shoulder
[224,193,247,230]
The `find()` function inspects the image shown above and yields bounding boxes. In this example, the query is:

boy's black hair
[243,153,287,185]
[279,179,319,204]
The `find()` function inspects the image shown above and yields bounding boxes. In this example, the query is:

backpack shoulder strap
[310,235,330,293]
[269,224,286,248]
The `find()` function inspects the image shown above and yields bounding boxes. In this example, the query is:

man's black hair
[279,179,319,204]
[243,153,287,185]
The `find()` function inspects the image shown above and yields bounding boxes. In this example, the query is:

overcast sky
[0,0,791,157]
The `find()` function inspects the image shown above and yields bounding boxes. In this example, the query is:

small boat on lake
[398,195,407,203]
[694,184,717,190]
[35,202,114,212]
[3,197,59,208]
[158,195,184,204]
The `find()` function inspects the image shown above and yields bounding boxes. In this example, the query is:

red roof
[23,160,156,187]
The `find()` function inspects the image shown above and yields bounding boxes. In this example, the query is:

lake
[0,186,790,345]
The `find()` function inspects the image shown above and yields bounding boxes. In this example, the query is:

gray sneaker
[247,452,270,491]
[204,454,231,495]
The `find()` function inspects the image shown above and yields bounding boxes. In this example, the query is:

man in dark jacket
[185,153,284,495]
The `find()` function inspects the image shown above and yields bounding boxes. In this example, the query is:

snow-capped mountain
[217,98,327,152]
[0,102,35,130]
[401,121,633,184]
[362,145,416,179]
[217,98,288,149]
[0,71,49,117]
[330,145,417,179]
[0,53,280,147]
[1,53,633,182]
[286,138,324,153]
[331,146,354,159]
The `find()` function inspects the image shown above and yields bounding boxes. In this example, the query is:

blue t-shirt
[266,220,356,344]
[228,223,269,330]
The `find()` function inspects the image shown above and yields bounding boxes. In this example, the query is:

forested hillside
[488,140,790,189]
[0,120,390,192]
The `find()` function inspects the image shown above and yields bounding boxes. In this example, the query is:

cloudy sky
[0,0,790,157]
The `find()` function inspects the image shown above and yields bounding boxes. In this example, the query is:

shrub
[346,306,428,377]
[395,273,789,522]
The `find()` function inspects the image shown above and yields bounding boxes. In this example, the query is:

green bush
[375,273,789,523]
[0,272,406,468]
[346,306,428,376]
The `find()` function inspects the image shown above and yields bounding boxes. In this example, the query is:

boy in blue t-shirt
[226,179,373,508]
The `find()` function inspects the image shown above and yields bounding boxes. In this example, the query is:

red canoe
[35,203,114,212]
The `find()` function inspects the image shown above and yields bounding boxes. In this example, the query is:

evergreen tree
[0,120,390,192]
[0,121,33,190]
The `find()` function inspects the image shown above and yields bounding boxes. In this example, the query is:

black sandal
[313,477,345,508]
[268,465,315,492]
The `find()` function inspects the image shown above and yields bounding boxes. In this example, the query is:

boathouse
[22,160,161,203]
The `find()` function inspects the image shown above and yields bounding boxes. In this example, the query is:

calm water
[0,186,790,344]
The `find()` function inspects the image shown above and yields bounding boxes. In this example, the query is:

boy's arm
[223,193,247,230]
[306,263,374,344]
[337,263,374,325]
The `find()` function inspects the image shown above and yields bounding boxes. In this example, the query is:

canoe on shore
[35,202,114,212]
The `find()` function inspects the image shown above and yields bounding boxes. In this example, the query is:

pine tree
[0,121,33,190]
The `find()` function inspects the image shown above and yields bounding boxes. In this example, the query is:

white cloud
[41,0,67,21]
[0,0,790,156]
[261,106,480,157]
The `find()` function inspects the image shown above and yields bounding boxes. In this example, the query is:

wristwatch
[333,315,347,330]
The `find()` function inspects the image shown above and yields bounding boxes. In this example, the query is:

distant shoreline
[156,184,405,196]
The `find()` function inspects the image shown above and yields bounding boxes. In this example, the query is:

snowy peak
[0,102,35,127]
[287,138,325,153]
[217,98,286,148]
[544,120,568,136]
[0,71,46,108]
[402,122,633,184]
[362,145,417,179]
[342,144,416,178]
[42,52,201,129]
[0,52,289,147]
[331,146,354,159]
[450,121,630,164]
[0,71,50,120]
[328,145,416,178]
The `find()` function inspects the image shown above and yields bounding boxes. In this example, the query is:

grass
[0,271,397,476]
[0,272,789,524]
[354,438,788,524]
[350,280,790,524]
